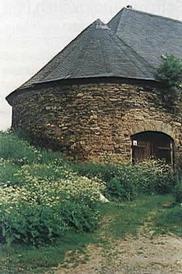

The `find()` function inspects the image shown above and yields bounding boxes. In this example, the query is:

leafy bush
[74,161,174,201]
[0,203,66,246]
[108,176,136,201]
[73,163,122,183]
[105,162,174,200]
[60,200,99,232]
[0,132,105,245]
[138,160,175,194]
[0,165,104,245]
[15,163,74,183]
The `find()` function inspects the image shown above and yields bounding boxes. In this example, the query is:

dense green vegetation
[0,131,181,273]
[156,54,182,106]
[0,195,181,273]
[0,132,104,246]
[156,54,182,90]
[73,161,175,200]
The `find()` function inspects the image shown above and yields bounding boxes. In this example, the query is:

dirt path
[53,234,182,274]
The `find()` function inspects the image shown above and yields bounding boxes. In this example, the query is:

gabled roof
[7,7,182,101]
[108,8,182,68]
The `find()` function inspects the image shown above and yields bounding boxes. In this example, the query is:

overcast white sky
[1,0,182,130]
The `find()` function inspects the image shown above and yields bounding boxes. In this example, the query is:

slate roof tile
[108,8,182,68]
[7,7,182,96]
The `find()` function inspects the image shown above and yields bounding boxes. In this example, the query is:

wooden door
[132,131,174,164]
[132,140,151,163]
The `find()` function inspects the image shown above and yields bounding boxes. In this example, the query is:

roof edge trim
[6,75,159,105]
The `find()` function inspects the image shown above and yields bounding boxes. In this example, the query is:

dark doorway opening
[131,131,174,165]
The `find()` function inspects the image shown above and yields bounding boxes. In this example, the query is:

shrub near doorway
[74,160,175,201]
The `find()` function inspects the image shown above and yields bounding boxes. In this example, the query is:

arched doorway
[131,131,174,164]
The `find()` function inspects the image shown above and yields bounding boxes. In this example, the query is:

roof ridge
[107,8,126,32]
[107,20,155,75]
[112,33,155,77]
[115,8,127,34]
[67,26,98,78]
[123,7,182,24]
[42,19,110,80]
[115,33,155,71]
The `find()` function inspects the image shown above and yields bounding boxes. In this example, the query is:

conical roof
[18,18,154,90]
[7,7,182,103]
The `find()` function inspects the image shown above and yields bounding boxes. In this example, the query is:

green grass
[97,194,176,238]
[154,205,182,236]
[0,194,181,273]
[0,161,20,186]
[0,132,181,273]
[0,131,64,165]
[0,231,95,274]
[0,132,39,164]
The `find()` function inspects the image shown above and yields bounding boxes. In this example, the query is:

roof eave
[6,75,158,106]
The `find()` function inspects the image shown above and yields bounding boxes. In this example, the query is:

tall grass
[0,131,64,165]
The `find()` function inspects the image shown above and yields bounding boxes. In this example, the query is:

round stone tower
[6,8,182,163]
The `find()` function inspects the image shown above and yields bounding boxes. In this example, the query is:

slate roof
[7,7,182,98]
[19,18,154,90]
[108,8,182,68]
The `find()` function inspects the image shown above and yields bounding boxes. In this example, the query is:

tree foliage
[155,55,182,108]
[156,54,182,89]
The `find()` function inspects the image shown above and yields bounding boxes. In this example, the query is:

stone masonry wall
[11,81,182,162]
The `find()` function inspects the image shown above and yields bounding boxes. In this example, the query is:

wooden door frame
[131,131,175,165]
